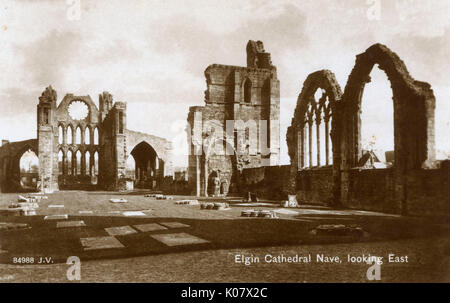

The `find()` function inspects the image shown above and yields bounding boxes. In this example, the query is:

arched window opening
[85,127,90,145]
[319,111,326,166]
[67,126,73,145]
[94,151,99,175]
[58,125,64,145]
[67,150,73,175]
[303,116,309,168]
[94,127,99,145]
[85,151,90,175]
[311,117,317,167]
[58,150,64,175]
[300,89,334,169]
[75,127,82,145]
[244,79,252,103]
[76,150,82,175]
[360,65,394,169]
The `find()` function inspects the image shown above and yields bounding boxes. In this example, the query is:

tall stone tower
[187,40,280,197]
[37,86,59,192]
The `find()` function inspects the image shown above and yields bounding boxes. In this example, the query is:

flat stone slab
[133,223,168,232]
[151,233,209,247]
[274,208,299,215]
[56,220,86,228]
[234,203,276,207]
[109,198,127,203]
[80,236,125,251]
[48,205,64,208]
[79,210,94,214]
[0,222,30,231]
[44,214,68,220]
[122,211,146,217]
[160,222,190,229]
[104,226,137,236]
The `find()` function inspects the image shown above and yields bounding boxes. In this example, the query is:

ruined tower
[37,86,59,192]
[187,40,280,197]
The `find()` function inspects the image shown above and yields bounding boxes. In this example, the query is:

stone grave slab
[104,225,137,236]
[274,208,299,215]
[79,210,93,214]
[133,223,168,232]
[80,236,125,251]
[122,211,146,217]
[48,205,64,208]
[151,233,209,247]
[44,214,68,220]
[160,222,190,229]
[56,220,86,228]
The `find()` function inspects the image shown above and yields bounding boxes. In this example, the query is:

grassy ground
[0,190,449,282]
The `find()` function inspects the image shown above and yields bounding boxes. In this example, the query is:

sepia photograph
[0,0,449,288]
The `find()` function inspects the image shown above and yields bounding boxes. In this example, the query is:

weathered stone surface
[122,211,146,217]
[160,222,190,229]
[80,236,125,251]
[0,87,173,193]
[151,233,209,246]
[187,40,280,197]
[44,214,68,220]
[56,220,86,228]
[133,223,168,232]
[104,226,137,236]
[283,43,446,216]
[0,222,30,231]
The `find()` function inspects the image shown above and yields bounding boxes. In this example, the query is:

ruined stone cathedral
[0,87,173,193]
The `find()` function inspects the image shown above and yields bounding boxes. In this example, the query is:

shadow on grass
[0,214,448,265]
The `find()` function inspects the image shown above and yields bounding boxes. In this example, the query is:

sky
[0,0,449,167]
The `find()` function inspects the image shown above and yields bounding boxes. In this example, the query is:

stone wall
[241,165,290,200]
[296,167,334,205]
[0,87,172,192]
[287,43,448,217]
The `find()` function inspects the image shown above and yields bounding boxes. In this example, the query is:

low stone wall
[296,167,333,205]
[344,168,397,213]
[405,163,449,216]
[241,165,290,200]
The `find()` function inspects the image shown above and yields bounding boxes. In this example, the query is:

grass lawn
[0,190,449,282]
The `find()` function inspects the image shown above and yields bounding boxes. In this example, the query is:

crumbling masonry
[0,87,173,192]
[286,43,449,216]
[187,41,280,196]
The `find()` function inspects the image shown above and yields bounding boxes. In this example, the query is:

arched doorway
[129,141,161,189]
[207,170,219,196]
[18,148,39,191]
[205,138,238,197]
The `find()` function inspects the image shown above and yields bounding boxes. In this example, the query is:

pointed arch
[93,127,99,145]
[93,151,99,175]
[84,126,91,145]
[58,149,64,175]
[67,150,73,175]
[243,78,252,103]
[75,126,82,144]
[58,125,64,145]
[76,150,82,175]
[67,125,73,145]
[341,43,436,169]
[85,150,91,175]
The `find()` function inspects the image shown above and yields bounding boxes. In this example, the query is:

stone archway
[340,43,436,213]
[341,43,436,170]
[129,141,161,189]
